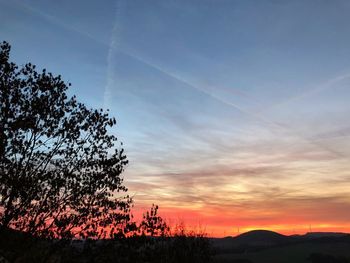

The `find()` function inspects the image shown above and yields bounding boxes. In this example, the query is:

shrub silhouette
[63,222,214,263]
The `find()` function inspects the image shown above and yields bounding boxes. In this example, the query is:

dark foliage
[308,253,349,263]
[229,260,253,263]
[0,226,214,263]
[0,41,131,239]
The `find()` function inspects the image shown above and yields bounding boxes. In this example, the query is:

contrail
[122,49,260,119]
[103,0,123,110]
[9,0,99,44]
[259,72,350,114]
[8,0,261,120]
[10,0,122,110]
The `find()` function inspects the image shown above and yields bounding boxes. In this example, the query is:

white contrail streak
[10,0,122,110]
[103,0,123,110]
[10,0,99,44]
[260,72,350,114]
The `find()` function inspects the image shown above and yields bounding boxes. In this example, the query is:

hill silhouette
[234,230,289,246]
[212,229,350,255]
[212,230,292,251]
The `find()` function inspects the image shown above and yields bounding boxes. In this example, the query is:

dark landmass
[1,228,350,263]
[212,229,350,249]
[212,229,350,263]
[0,227,213,263]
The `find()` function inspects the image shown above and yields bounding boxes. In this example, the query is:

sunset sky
[2,0,350,237]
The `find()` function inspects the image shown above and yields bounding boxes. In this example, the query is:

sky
[1,0,350,237]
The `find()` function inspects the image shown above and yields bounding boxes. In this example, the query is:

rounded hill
[234,230,289,246]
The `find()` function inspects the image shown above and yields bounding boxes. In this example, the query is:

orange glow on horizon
[131,204,350,238]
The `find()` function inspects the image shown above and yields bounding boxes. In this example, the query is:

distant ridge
[233,230,289,246]
[214,230,350,250]
[236,230,286,239]
[303,232,348,238]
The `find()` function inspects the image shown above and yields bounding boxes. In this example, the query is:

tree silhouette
[0,41,132,239]
[138,204,169,237]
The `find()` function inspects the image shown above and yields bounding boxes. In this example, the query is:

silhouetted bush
[70,222,214,263]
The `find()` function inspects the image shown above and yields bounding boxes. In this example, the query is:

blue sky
[2,0,350,235]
